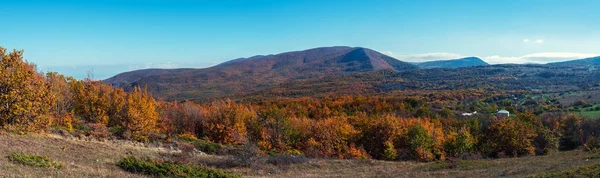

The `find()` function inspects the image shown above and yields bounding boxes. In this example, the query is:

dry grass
[0,133,178,177]
[239,151,600,177]
[0,133,599,177]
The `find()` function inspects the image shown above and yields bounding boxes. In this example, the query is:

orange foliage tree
[201,100,253,144]
[0,47,53,131]
[120,86,160,141]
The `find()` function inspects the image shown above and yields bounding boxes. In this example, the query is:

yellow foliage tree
[121,86,159,141]
[0,47,53,131]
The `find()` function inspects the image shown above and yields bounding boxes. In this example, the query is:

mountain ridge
[104,47,600,101]
[548,56,600,66]
[104,46,418,100]
[415,57,489,69]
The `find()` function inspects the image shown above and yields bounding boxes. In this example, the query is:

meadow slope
[0,133,599,177]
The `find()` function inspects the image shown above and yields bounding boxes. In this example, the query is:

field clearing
[579,110,600,119]
[0,133,599,177]
[556,90,600,107]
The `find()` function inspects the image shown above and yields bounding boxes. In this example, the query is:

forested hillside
[106,47,600,102]
[105,46,418,101]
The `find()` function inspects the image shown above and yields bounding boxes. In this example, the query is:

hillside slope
[1,133,599,177]
[235,64,600,101]
[105,46,418,101]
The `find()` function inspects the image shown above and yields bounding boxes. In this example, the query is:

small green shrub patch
[177,136,223,154]
[117,156,237,178]
[8,152,64,169]
[192,140,223,154]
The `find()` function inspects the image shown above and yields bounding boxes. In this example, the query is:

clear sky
[1,0,599,79]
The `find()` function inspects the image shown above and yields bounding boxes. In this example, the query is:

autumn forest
[4,46,600,169]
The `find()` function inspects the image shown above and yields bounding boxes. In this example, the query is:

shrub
[345,145,369,159]
[559,114,583,151]
[585,136,600,151]
[483,118,537,157]
[8,152,64,169]
[574,100,587,107]
[178,133,199,142]
[190,140,222,154]
[534,128,560,155]
[445,127,475,156]
[406,124,435,161]
[134,135,150,142]
[87,123,110,138]
[179,141,197,156]
[382,141,397,161]
[286,149,303,156]
[117,156,237,178]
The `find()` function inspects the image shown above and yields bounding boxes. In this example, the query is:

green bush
[382,141,397,161]
[8,152,64,169]
[117,156,237,178]
[192,140,223,154]
[176,134,222,154]
[445,128,475,155]
[406,125,435,161]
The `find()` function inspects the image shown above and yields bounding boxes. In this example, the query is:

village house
[497,110,510,117]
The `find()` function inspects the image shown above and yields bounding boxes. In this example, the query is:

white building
[497,110,510,117]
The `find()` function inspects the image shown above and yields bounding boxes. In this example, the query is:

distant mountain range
[548,56,600,66]
[105,46,418,100]
[415,57,488,69]
[104,46,600,101]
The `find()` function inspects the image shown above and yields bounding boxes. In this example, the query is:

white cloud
[392,52,465,62]
[482,52,599,64]
[482,55,523,64]
[535,39,544,44]
[523,39,530,43]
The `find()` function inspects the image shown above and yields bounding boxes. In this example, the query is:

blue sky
[1,0,599,79]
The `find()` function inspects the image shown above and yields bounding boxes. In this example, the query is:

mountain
[548,56,600,66]
[415,57,488,69]
[216,54,273,66]
[105,46,418,101]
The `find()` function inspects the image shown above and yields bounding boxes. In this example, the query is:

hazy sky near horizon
[1,0,599,79]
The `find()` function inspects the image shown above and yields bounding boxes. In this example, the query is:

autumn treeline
[162,97,599,161]
[1,48,160,141]
[2,47,600,162]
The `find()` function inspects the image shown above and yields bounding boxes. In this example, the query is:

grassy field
[1,133,600,177]
[580,110,600,119]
